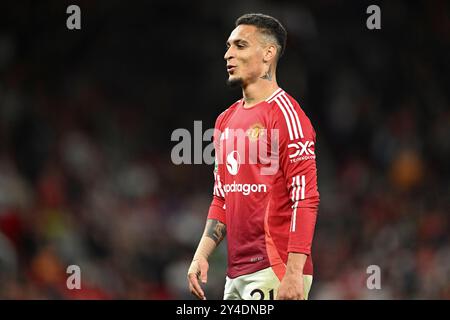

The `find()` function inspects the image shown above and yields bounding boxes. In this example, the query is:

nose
[224,46,233,61]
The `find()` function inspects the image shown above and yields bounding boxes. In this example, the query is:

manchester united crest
[246,123,265,141]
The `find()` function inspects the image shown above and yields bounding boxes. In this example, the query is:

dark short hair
[235,13,287,58]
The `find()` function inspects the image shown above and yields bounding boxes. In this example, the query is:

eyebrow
[226,39,249,46]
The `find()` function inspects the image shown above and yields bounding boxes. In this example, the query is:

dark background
[0,0,448,299]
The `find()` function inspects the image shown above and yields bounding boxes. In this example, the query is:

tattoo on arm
[204,219,226,244]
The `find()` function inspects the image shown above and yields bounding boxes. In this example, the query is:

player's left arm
[273,104,320,300]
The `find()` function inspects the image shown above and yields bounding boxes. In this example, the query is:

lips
[227,65,236,73]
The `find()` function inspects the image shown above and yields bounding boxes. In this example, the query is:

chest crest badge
[246,123,265,141]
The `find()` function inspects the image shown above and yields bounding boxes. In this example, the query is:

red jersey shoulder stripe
[265,88,283,101]
[279,94,304,139]
[267,89,304,141]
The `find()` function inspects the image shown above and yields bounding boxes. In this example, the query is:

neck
[242,75,279,109]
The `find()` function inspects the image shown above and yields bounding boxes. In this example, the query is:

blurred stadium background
[0,0,448,299]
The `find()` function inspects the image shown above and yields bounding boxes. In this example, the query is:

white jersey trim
[268,90,305,141]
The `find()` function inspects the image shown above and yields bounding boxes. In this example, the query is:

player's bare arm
[204,218,227,243]
[187,219,226,299]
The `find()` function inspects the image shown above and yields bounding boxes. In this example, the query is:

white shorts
[223,266,313,300]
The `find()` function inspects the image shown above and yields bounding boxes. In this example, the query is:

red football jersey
[208,88,320,279]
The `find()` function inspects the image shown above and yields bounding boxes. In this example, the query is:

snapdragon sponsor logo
[222,181,267,196]
[171,121,279,175]
[220,151,267,195]
[226,151,240,175]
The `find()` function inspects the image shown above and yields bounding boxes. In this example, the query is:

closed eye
[225,39,249,50]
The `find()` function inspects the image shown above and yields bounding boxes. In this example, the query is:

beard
[226,76,244,88]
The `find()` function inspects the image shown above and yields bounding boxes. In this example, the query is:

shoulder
[267,89,316,140]
[214,99,241,130]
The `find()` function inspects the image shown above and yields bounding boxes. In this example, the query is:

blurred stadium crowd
[0,1,448,299]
